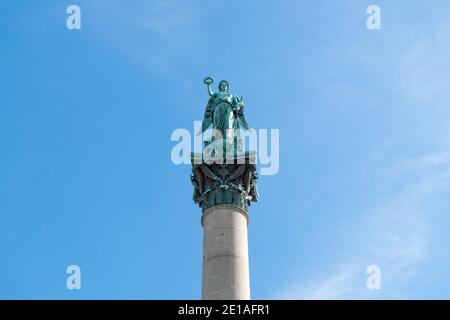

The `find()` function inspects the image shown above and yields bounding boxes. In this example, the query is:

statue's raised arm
[204,76,214,97]
[200,77,215,134]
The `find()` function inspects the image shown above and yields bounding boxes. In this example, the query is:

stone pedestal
[201,204,250,300]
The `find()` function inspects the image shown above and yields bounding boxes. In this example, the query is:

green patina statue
[191,77,259,212]
[201,76,249,153]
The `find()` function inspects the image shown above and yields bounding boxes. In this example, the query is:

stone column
[201,204,250,300]
[191,151,259,300]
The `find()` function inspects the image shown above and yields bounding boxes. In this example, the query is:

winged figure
[200,77,249,150]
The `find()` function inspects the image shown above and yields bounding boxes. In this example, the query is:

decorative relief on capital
[191,161,259,212]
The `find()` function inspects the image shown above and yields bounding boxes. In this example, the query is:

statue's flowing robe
[201,93,249,141]
[213,101,234,140]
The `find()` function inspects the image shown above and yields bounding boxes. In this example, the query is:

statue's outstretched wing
[200,97,214,133]
[235,98,249,130]
[236,108,249,130]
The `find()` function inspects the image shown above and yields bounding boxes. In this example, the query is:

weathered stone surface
[201,204,250,300]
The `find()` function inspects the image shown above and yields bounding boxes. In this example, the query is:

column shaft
[201,204,250,300]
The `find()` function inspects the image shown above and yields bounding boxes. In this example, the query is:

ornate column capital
[191,152,259,212]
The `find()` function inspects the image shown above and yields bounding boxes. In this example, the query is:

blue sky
[1,0,450,299]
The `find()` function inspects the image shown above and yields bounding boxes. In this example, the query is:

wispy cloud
[396,26,450,103]
[388,152,450,176]
[87,0,198,76]
[275,155,450,299]
[274,6,450,299]
[139,1,196,36]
